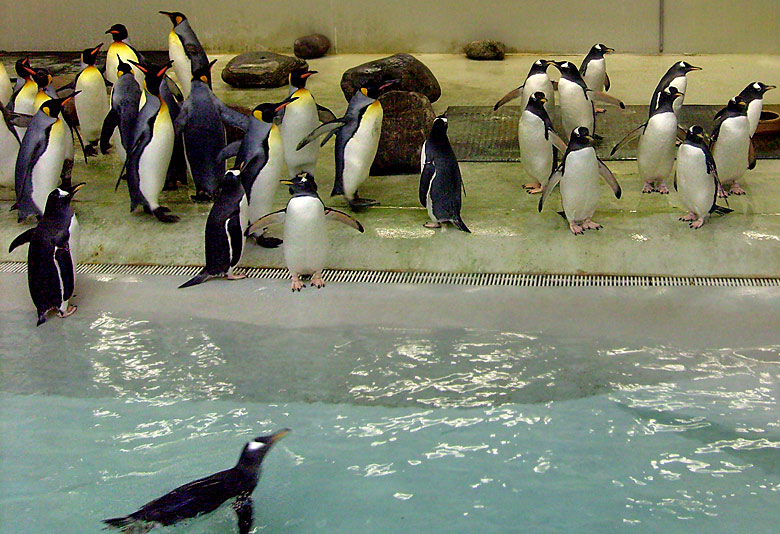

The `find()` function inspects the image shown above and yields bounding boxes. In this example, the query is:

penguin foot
[255,235,283,248]
[424,222,442,228]
[191,191,213,202]
[290,275,305,292]
[525,186,543,195]
[311,272,325,289]
[690,218,706,229]
[729,183,746,195]
[569,223,585,235]
[522,182,541,190]
[642,183,655,194]
[656,183,670,195]
[226,273,247,280]
[58,304,77,318]
[84,143,99,158]
[594,107,607,114]
[717,185,729,198]
[348,197,379,211]
[582,220,602,231]
[153,207,180,223]
[679,212,697,222]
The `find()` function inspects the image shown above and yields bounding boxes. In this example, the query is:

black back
[650,61,699,113]
[420,117,466,227]
[204,171,245,275]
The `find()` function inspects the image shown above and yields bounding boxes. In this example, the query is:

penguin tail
[331,179,345,198]
[36,313,47,327]
[9,202,17,211]
[711,205,733,216]
[102,516,134,530]
[453,217,471,233]
[178,270,211,289]
[556,211,568,221]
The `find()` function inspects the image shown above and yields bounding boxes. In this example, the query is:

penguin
[179,170,248,288]
[419,116,469,232]
[9,183,84,326]
[493,59,555,117]
[246,172,364,291]
[737,81,776,137]
[0,102,31,188]
[73,44,109,156]
[580,44,614,113]
[100,57,142,162]
[711,97,752,196]
[103,430,290,534]
[10,57,31,95]
[518,91,566,194]
[675,125,732,228]
[174,60,249,200]
[160,11,210,98]
[649,61,701,116]
[297,80,398,211]
[9,59,37,138]
[611,86,684,194]
[14,93,79,221]
[538,126,622,235]
[120,60,179,222]
[0,62,12,104]
[218,98,297,248]
[105,23,145,87]
[159,74,189,190]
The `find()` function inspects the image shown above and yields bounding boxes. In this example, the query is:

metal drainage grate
[1,262,778,287]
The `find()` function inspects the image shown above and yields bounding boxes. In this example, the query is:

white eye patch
[57,189,68,197]
[754,82,762,90]
[247,441,265,451]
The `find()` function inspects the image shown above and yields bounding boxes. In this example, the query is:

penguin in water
[0,102,31,188]
[711,97,752,196]
[246,172,364,291]
[100,57,142,162]
[9,183,84,326]
[539,126,622,235]
[73,44,109,156]
[518,91,566,194]
[179,170,248,288]
[120,60,179,222]
[419,116,469,232]
[174,60,249,201]
[580,44,614,113]
[0,62,12,104]
[738,82,776,137]
[160,11,210,97]
[14,93,79,221]
[611,86,684,194]
[493,59,555,117]
[649,61,701,116]
[105,23,145,87]
[675,125,732,228]
[297,80,398,211]
[218,98,298,248]
[103,430,290,534]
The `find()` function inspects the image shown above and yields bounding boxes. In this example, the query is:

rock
[221,52,307,88]
[371,91,436,175]
[294,34,330,59]
[464,40,506,61]
[340,53,440,103]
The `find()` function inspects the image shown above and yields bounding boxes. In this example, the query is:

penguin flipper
[217,141,242,163]
[598,158,621,198]
[589,90,625,109]
[452,217,471,233]
[8,228,35,252]
[178,270,211,289]
[297,119,346,151]
[103,516,135,530]
[539,170,562,212]
[710,205,734,215]
[748,139,757,170]
[62,112,89,163]
[100,108,119,154]
[493,86,522,111]
[214,97,250,132]
[325,207,364,232]
[604,71,611,91]
[246,209,286,236]
[419,161,435,207]
[233,497,253,534]
[610,123,645,156]
[549,131,568,153]
[316,104,337,123]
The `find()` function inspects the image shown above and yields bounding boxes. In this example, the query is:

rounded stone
[340,53,441,103]
[371,91,436,175]
[464,40,506,61]
[294,34,331,59]
[221,52,308,88]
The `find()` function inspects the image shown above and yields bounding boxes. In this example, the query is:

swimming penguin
[100,58,142,162]
[73,44,109,156]
[105,23,145,87]
[0,62,12,104]
[493,59,555,117]
[104,429,290,534]
[121,60,178,222]
[580,44,614,113]
[9,59,37,138]
[675,125,732,228]
[649,61,701,116]
[160,11,210,97]
[14,93,79,221]
[218,98,297,248]
[518,91,566,194]
[419,116,469,232]
[0,102,31,188]
[297,80,398,211]
[711,97,752,196]
[246,172,364,291]
[611,86,684,194]
[538,126,622,235]
[179,170,248,288]
[9,183,84,326]
[174,60,249,200]
[737,81,776,137]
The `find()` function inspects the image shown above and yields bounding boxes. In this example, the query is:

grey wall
[1,1,777,54]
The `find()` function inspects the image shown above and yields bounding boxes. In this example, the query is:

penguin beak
[300,71,317,79]
[105,29,118,35]
[279,179,294,186]
[275,96,298,113]
[379,79,400,92]
[539,97,548,104]
[92,44,103,55]
[62,91,81,105]
[584,135,595,142]
[766,85,777,91]
[604,46,615,53]
[68,182,86,196]
[22,65,36,77]
[687,65,702,71]
[266,428,290,444]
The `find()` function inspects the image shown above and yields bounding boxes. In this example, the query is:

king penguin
[518,91,566,194]
[9,183,84,326]
[419,116,470,232]
[179,170,248,288]
[73,44,109,156]
[103,430,290,534]
[160,11,210,98]
[0,62,12,104]
[246,172,364,291]
[105,23,145,87]
[0,101,30,188]
[580,43,614,113]
[711,97,752,196]
[539,126,622,234]
[737,81,776,137]
[649,61,701,116]
[493,59,555,117]
[9,58,37,138]
[100,57,141,163]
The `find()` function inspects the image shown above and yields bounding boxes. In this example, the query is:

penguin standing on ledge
[649,61,701,116]
[711,97,752,196]
[494,59,555,117]
[105,23,145,86]
[100,58,142,162]
[104,430,290,534]
[73,44,109,156]
[160,10,210,97]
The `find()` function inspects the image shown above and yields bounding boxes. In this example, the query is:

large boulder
[464,40,506,60]
[371,91,436,175]
[222,52,307,88]
[340,53,441,103]
[294,34,330,59]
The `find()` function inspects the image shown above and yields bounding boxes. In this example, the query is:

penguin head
[15,57,32,79]
[569,126,595,148]
[129,60,173,95]
[32,68,52,90]
[281,172,318,195]
[360,79,400,99]
[727,96,748,114]
[43,182,84,217]
[252,96,299,123]
[528,59,551,75]
[290,68,317,89]
[589,43,614,57]
[677,61,701,74]
[160,11,187,27]
[39,92,79,118]
[753,81,776,95]
[658,86,684,108]
[116,57,133,78]
[237,429,290,470]
[218,169,243,195]
[81,44,103,66]
[551,61,580,79]
[429,115,449,138]
[685,125,707,144]
[528,91,548,108]
[191,59,217,84]
[105,23,129,41]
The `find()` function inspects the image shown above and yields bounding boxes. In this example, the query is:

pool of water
[1,274,779,533]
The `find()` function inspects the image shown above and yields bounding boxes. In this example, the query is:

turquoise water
[1,310,779,533]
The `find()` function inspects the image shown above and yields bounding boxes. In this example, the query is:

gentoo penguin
[14,93,79,221]
[611,86,684,194]
[538,126,622,234]
[121,60,178,222]
[100,57,141,162]
[493,59,555,117]
[518,91,565,194]
[675,125,732,228]
[218,98,297,247]
[9,183,84,326]
[711,97,752,196]
[179,170,248,288]
[9,59,37,138]
[297,80,398,211]
[0,102,30,188]
[649,61,701,116]
[105,23,145,87]
[104,430,290,534]
[0,62,12,104]
[174,60,248,200]
[246,172,364,291]
[160,11,210,97]
[73,44,109,156]
[737,81,776,137]
[580,44,614,113]
[419,116,469,232]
